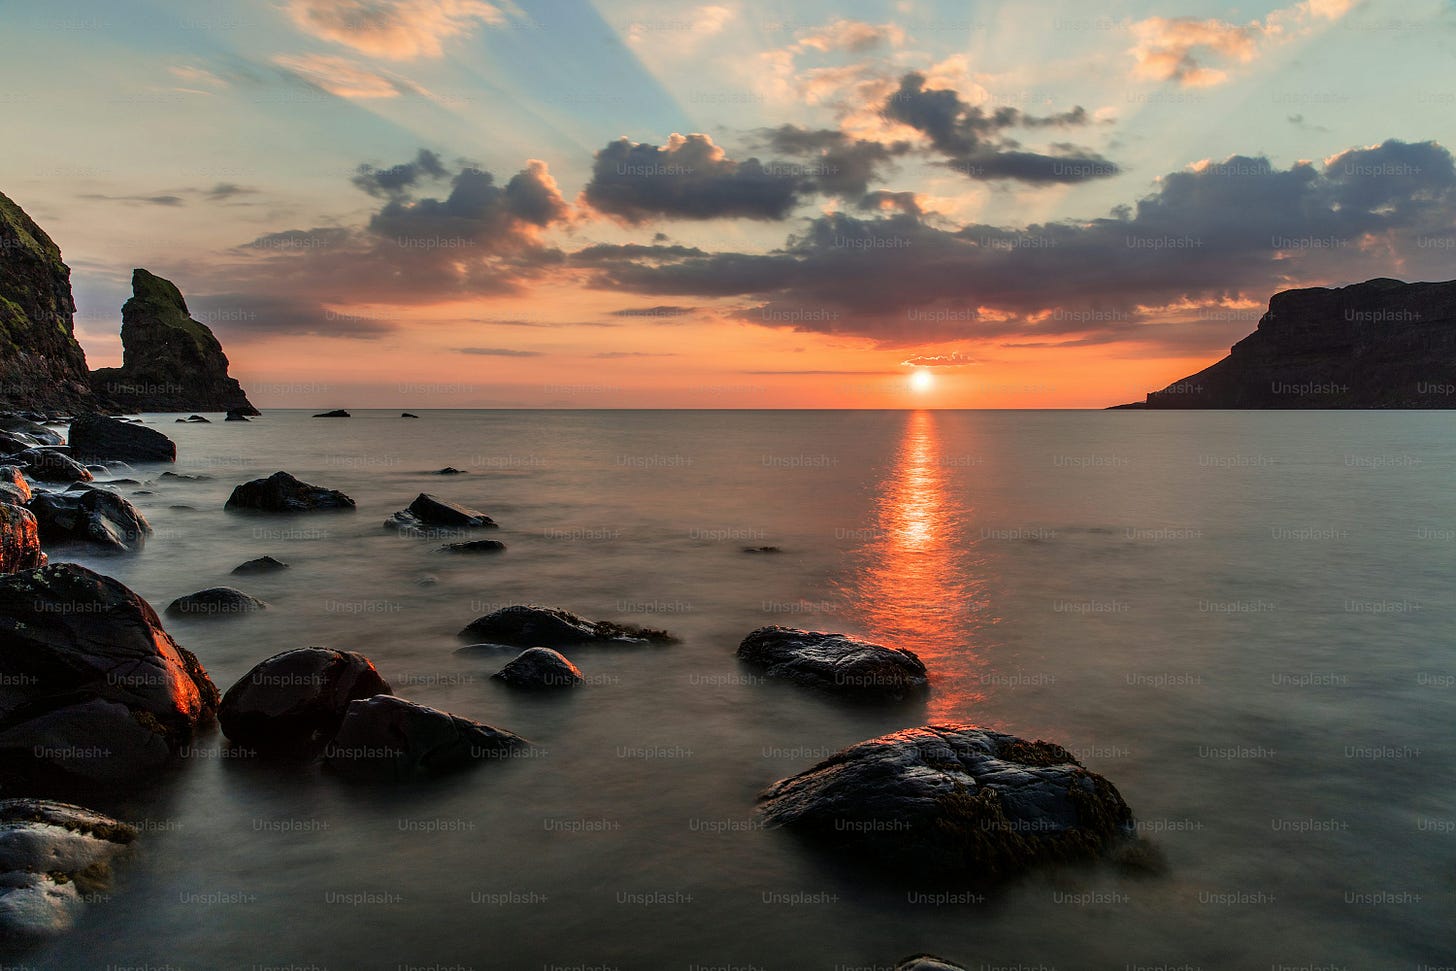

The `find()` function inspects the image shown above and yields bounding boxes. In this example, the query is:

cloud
[187,293,396,341]
[901,352,980,367]
[78,193,186,206]
[366,159,568,249]
[758,126,911,197]
[591,351,680,358]
[458,347,544,356]
[352,149,450,197]
[284,0,504,60]
[791,18,906,54]
[204,183,260,201]
[607,305,696,318]
[273,53,424,99]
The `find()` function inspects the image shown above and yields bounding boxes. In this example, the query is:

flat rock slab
[324,695,528,783]
[460,604,673,647]
[737,626,929,700]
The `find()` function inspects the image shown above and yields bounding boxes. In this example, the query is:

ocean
[23,409,1456,969]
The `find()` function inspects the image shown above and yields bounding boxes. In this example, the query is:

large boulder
[16,448,90,484]
[225,471,355,513]
[460,604,673,647]
[87,269,258,414]
[0,799,136,940]
[385,493,496,533]
[737,627,929,700]
[0,415,63,447]
[0,466,33,503]
[324,695,528,782]
[219,648,392,756]
[492,648,583,689]
[165,587,267,618]
[758,725,1137,880]
[27,483,151,551]
[66,413,175,463]
[0,563,219,788]
[0,503,43,573]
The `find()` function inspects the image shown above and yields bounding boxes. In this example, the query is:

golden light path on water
[838,410,994,718]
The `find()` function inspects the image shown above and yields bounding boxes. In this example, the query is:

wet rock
[67,413,175,463]
[324,695,528,782]
[743,546,781,553]
[432,467,465,475]
[158,471,208,481]
[185,415,209,423]
[0,466,32,504]
[0,503,43,573]
[758,725,1138,880]
[385,493,496,532]
[231,555,288,575]
[165,587,267,618]
[737,627,929,700]
[0,799,137,940]
[0,563,219,788]
[313,409,350,418]
[0,415,64,447]
[460,604,673,647]
[28,483,152,551]
[895,957,967,971]
[401,412,419,418]
[16,448,91,483]
[492,648,583,689]
[219,648,392,756]
[439,539,506,554]
[225,471,355,513]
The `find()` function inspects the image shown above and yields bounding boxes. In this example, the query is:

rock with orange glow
[219,648,392,756]
[492,648,583,689]
[0,503,43,574]
[0,798,137,940]
[323,695,528,782]
[0,563,219,789]
[758,725,1137,879]
[737,627,928,699]
[460,604,674,647]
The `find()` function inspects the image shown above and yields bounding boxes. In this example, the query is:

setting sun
[910,369,935,393]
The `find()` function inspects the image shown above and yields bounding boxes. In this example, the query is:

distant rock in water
[493,648,583,689]
[219,648,392,756]
[432,467,465,475]
[0,799,137,940]
[88,269,258,414]
[224,409,251,422]
[737,627,929,700]
[758,725,1138,880]
[231,554,289,575]
[225,471,355,513]
[68,413,175,463]
[439,539,505,554]
[313,409,350,418]
[28,483,151,551]
[1128,278,1456,408]
[385,493,496,532]
[743,545,781,554]
[0,191,98,412]
[323,695,529,782]
[0,502,43,573]
[895,957,967,971]
[166,586,268,618]
[402,412,419,418]
[460,604,673,647]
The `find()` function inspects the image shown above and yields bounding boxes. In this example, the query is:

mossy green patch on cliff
[0,190,62,262]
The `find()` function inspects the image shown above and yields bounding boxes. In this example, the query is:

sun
[910,369,934,393]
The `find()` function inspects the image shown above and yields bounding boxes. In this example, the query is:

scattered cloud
[902,352,980,367]
[273,53,425,99]
[458,346,544,356]
[284,0,505,60]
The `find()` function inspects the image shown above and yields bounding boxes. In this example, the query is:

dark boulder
[460,604,673,647]
[158,471,208,481]
[758,725,1138,880]
[28,483,151,551]
[313,410,350,418]
[896,957,967,971]
[385,493,496,532]
[0,416,64,446]
[224,409,250,422]
[231,555,289,575]
[432,467,465,475]
[67,414,176,463]
[225,471,355,513]
[219,648,391,756]
[0,503,43,573]
[439,539,506,554]
[0,466,31,503]
[0,563,219,788]
[165,587,267,618]
[16,448,91,483]
[0,799,137,940]
[401,412,419,418]
[737,627,929,700]
[492,648,583,689]
[323,695,528,782]
[743,546,781,553]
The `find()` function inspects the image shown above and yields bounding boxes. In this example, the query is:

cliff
[90,269,259,414]
[1129,278,1456,409]
[0,191,98,412]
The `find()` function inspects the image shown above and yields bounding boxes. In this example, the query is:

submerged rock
[313,409,350,418]
[460,604,673,647]
[224,409,251,422]
[896,957,967,971]
[67,414,175,463]
[16,448,91,483]
[28,483,152,551]
[758,725,1137,880]
[231,555,289,575]
[0,563,219,788]
[225,471,355,513]
[165,587,267,618]
[385,492,496,532]
[492,648,583,689]
[743,546,782,554]
[0,502,43,573]
[439,539,506,554]
[219,648,392,756]
[737,627,929,700]
[0,799,137,940]
[432,467,465,475]
[324,695,528,782]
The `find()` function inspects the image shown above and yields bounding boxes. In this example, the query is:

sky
[2,0,1454,408]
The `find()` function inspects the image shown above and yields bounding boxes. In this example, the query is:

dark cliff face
[0,191,97,411]
[90,269,259,414]
[1137,278,1456,408]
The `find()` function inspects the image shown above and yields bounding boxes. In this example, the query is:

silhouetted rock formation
[89,269,258,414]
[225,471,354,513]
[1130,278,1456,408]
[68,413,175,463]
[0,191,96,412]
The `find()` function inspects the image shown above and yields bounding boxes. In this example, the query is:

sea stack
[89,269,260,415]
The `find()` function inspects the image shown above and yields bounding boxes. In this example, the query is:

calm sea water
[18,409,1456,969]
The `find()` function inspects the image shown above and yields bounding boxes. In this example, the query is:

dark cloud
[78,193,186,206]
[758,125,912,197]
[351,149,449,198]
[458,347,544,357]
[572,243,708,265]
[187,293,394,341]
[606,305,695,318]
[204,183,260,201]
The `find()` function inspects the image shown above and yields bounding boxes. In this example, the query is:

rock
[87,269,258,414]
[0,430,41,454]
[158,471,208,481]
[743,546,781,553]
[225,471,355,513]
[165,587,267,618]
[219,648,392,756]
[758,725,1137,880]
[737,627,929,700]
[895,957,966,971]
[385,493,496,532]
[460,604,673,647]
[16,448,91,483]
[1133,277,1456,409]
[66,413,175,463]
[0,192,98,413]
[432,467,465,475]
[492,648,583,689]
[0,799,136,940]
[439,540,506,554]
[27,483,151,551]
[185,414,209,423]
[0,503,43,573]
[0,563,219,788]
[224,409,251,422]
[313,409,350,418]
[231,555,289,575]
[0,415,63,447]
[323,695,528,782]
[401,412,419,418]
[0,466,31,503]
